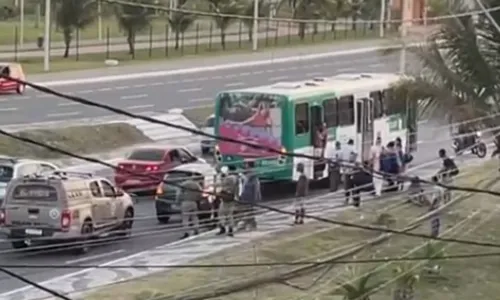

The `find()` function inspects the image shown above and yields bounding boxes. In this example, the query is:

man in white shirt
[370,136,384,196]
[328,141,342,192]
[342,139,358,203]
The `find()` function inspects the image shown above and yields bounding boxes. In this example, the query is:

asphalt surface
[0,49,418,125]
[0,44,444,296]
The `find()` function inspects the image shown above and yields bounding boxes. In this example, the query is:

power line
[0,127,500,249]
[2,250,500,269]
[0,267,72,300]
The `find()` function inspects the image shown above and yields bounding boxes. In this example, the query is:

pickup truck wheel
[119,207,134,237]
[157,214,170,224]
[16,84,25,94]
[75,221,93,254]
[11,241,28,249]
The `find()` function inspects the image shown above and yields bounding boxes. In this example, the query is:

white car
[0,156,59,204]
[200,114,216,155]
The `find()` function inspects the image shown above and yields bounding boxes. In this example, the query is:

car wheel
[16,84,25,94]
[201,147,209,155]
[119,207,134,237]
[76,221,93,254]
[157,214,170,224]
[11,240,28,249]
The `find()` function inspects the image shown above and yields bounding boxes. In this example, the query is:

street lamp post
[98,0,102,41]
[252,0,259,51]
[379,0,386,38]
[44,0,51,72]
[20,0,24,49]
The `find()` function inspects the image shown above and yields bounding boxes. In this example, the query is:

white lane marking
[369,63,384,68]
[224,82,244,87]
[77,90,94,94]
[115,86,129,90]
[178,88,202,93]
[0,107,18,112]
[46,111,81,118]
[269,75,289,81]
[36,94,52,98]
[97,87,112,92]
[167,80,179,84]
[57,102,79,107]
[151,82,163,86]
[337,67,355,72]
[189,97,212,103]
[36,43,411,87]
[0,98,11,102]
[120,94,148,100]
[64,250,125,265]
[127,104,155,110]
[16,96,30,100]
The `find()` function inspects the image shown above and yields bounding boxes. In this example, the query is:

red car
[114,146,200,194]
[0,63,26,94]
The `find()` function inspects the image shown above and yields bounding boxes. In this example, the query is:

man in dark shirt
[294,162,309,224]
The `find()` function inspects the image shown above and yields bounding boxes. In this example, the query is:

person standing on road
[328,141,342,192]
[429,175,444,237]
[437,148,459,203]
[217,166,238,237]
[370,136,384,196]
[343,139,358,204]
[294,162,309,224]
[178,178,202,239]
[240,160,262,230]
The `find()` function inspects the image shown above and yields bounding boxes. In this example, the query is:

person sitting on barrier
[346,161,373,208]
[408,176,428,206]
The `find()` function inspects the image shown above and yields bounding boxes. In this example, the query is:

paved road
[0,49,418,125]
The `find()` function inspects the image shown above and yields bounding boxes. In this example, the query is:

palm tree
[115,0,155,55]
[55,0,96,58]
[286,0,333,39]
[330,266,386,300]
[392,263,420,300]
[385,0,500,137]
[241,0,267,42]
[167,0,197,49]
[206,0,245,50]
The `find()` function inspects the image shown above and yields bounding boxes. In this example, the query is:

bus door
[356,98,374,162]
[309,104,325,179]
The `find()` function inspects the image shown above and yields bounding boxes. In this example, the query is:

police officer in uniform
[178,177,202,239]
[217,166,238,237]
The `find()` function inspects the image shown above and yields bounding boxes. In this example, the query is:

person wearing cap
[177,177,202,239]
[217,165,238,237]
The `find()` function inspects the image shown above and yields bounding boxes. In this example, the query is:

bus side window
[338,95,354,126]
[370,91,384,118]
[295,103,309,135]
[323,98,338,128]
[383,88,402,115]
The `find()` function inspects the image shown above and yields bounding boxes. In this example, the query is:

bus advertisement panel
[216,92,284,158]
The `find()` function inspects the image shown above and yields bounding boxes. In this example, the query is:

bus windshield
[216,92,284,158]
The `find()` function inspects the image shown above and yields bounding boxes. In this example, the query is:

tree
[55,0,96,58]
[331,266,385,300]
[115,0,155,55]
[167,0,197,49]
[241,0,267,42]
[207,0,245,50]
[282,0,333,39]
[392,263,420,300]
[385,0,500,138]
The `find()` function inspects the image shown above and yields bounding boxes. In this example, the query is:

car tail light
[0,209,5,225]
[146,165,159,172]
[61,209,71,231]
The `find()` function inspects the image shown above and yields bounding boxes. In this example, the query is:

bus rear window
[12,185,58,202]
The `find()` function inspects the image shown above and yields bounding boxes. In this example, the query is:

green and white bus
[213,73,418,182]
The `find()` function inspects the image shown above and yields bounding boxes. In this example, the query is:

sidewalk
[0,23,365,59]
[1,153,483,300]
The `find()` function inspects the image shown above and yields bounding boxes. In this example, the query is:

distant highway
[0,49,417,125]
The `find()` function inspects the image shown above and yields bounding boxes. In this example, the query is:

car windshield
[0,165,13,183]
[127,149,165,161]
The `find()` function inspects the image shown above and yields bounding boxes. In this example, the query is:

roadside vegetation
[0,123,151,159]
[85,162,500,300]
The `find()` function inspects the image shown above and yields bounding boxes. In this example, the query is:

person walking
[328,141,342,192]
[294,162,309,224]
[429,175,444,237]
[395,137,406,190]
[370,136,384,196]
[240,160,262,230]
[217,166,238,237]
[381,141,401,192]
[437,148,459,203]
[178,177,202,239]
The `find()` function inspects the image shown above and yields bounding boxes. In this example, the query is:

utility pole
[399,0,410,74]
[252,0,259,51]
[168,0,175,40]
[19,0,24,49]
[98,0,102,41]
[379,0,386,37]
[44,0,51,72]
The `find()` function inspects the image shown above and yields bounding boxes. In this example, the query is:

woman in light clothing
[370,136,384,196]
